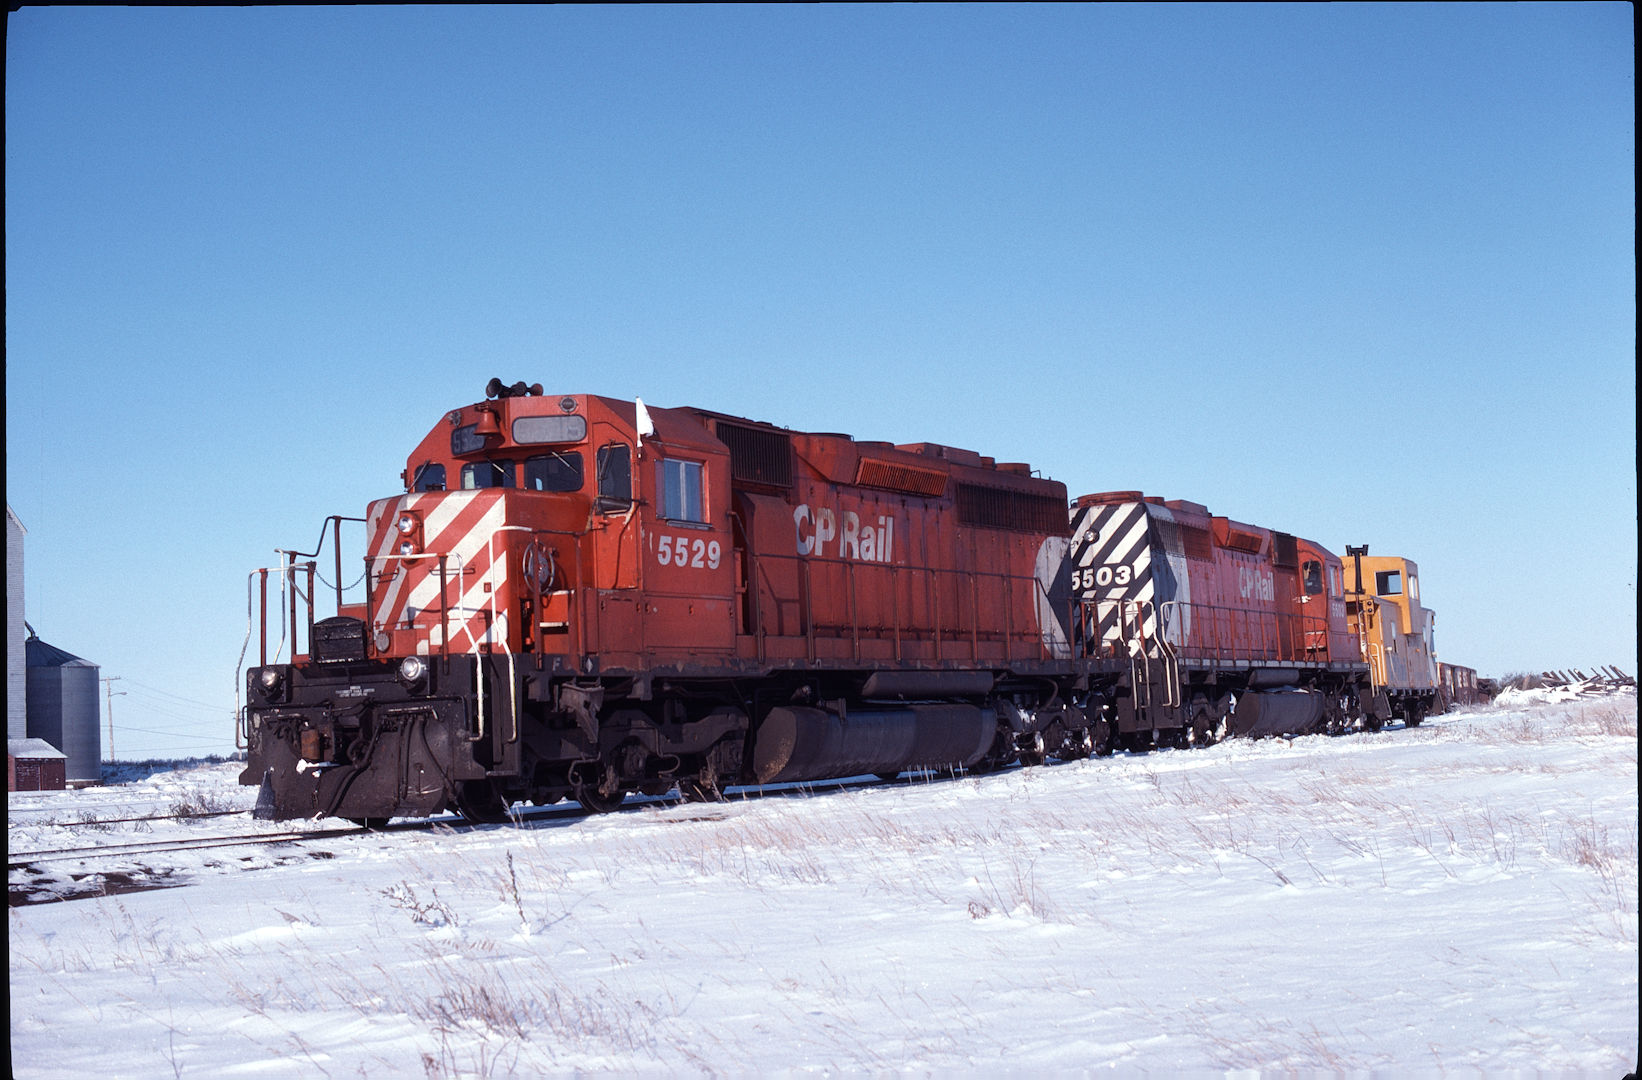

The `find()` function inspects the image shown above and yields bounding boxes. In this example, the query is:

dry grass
[13,695,1634,1076]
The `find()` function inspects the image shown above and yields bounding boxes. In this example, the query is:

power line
[116,726,230,743]
[119,694,234,725]
[121,679,232,712]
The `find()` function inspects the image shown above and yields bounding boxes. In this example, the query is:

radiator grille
[955,483,1070,536]
[715,422,793,488]
[1157,520,1215,560]
[1273,532,1298,569]
[855,458,948,497]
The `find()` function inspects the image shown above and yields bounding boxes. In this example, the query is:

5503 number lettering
[1073,564,1133,591]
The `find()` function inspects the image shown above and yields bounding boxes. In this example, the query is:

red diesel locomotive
[239,381,1397,823]
[1069,492,1382,747]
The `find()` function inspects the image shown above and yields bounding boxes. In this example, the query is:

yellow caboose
[1340,546,1440,726]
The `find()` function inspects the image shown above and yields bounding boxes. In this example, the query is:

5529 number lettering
[655,535,722,570]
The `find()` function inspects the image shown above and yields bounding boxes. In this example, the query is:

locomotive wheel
[576,778,627,814]
[1092,718,1114,758]
[348,817,390,830]
[454,780,513,824]
[1059,728,1094,761]
[1404,704,1425,728]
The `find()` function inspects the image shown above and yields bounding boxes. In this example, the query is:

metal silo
[24,634,102,784]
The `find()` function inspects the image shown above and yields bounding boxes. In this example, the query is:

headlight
[397,513,417,535]
[258,668,282,691]
[398,655,428,686]
[399,540,418,556]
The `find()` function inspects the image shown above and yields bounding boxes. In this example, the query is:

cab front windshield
[458,453,584,492]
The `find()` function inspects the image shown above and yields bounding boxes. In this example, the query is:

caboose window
[659,459,704,523]
[411,463,446,492]
[523,452,583,492]
[1302,560,1324,595]
[461,460,516,489]
[1375,570,1402,596]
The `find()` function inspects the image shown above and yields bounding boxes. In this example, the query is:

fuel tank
[1230,690,1325,738]
[751,704,996,784]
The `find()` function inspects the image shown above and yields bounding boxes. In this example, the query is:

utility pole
[101,676,125,763]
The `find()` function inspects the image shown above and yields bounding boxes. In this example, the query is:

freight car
[238,383,1401,824]
[1436,662,1491,710]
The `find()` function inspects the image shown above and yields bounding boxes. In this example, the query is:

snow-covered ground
[9,690,1637,1077]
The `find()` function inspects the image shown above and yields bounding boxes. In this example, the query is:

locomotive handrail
[365,549,492,739]
[1155,601,1183,708]
[1079,596,1337,669]
[1366,642,1386,690]
[364,550,470,647]
[234,566,281,749]
[280,516,367,610]
[236,555,314,748]
[488,525,543,748]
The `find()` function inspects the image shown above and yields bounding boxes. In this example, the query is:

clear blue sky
[6,5,1634,760]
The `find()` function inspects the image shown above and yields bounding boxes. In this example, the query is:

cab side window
[658,458,705,523]
[596,444,632,510]
[1302,560,1324,595]
[1375,570,1402,596]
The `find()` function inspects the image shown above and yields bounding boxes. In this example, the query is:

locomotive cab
[241,386,749,821]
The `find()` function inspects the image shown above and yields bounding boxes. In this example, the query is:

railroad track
[5,803,595,872]
[9,827,365,868]
[6,771,943,907]
[6,777,881,868]
[6,808,247,827]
